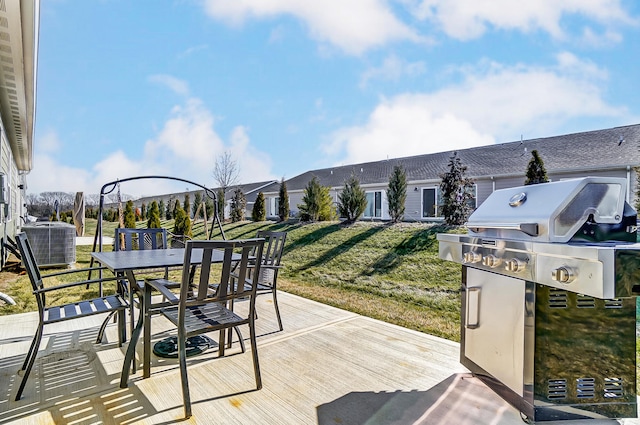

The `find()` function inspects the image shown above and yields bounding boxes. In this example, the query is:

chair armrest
[34,276,119,294]
[41,266,112,279]
[247,264,283,270]
[145,278,180,303]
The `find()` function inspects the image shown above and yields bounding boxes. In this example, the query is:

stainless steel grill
[438,177,640,422]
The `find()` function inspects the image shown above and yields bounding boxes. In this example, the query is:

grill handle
[466,287,481,329]
[468,222,539,237]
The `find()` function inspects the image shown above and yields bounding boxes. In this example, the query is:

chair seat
[238,281,272,294]
[14,232,129,401]
[161,304,246,335]
[256,282,273,292]
[44,295,127,324]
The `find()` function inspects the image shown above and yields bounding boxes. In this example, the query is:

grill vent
[548,379,567,399]
[548,289,568,308]
[604,299,623,309]
[576,378,596,398]
[576,295,596,308]
[604,378,624,398]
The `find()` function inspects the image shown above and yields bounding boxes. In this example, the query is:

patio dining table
[91,247,243,387]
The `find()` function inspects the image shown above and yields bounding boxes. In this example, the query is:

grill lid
[467,177,635,243]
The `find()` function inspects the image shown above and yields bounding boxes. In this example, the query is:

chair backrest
[178,239,265,316]
[114,228,167,252]
[15,233,46,311]
[255,231,286,267]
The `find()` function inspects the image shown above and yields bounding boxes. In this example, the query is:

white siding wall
[0,125,22,269]
[288,191,304,217]
[404,186,423,222]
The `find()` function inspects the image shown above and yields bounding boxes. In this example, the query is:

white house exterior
[119,127,639,226]
[0,1,39,269]
[268,124,640,222]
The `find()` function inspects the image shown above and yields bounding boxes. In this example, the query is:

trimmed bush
[252,192,266,221]
[337,173,366,223]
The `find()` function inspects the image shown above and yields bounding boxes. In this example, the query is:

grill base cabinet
[461,267,637,422]
[439,178,640,422]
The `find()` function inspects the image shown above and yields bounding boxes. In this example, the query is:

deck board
[0,291,637,424]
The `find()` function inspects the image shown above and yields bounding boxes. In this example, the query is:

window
[422,188,438,218]
[364,191,382,218]
[422,185,476,218]
[269,197,279,216]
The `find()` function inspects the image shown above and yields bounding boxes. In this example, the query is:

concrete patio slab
[0,291,637,424]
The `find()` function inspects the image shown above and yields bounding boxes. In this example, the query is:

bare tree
[213,151,240,195]
[57,192,75,210]
[85,194,101,207]
[106,192,134,204]
[212,151,240,219]
[26,193,40,210]
[25,193,45,217]
[39,191,60,211]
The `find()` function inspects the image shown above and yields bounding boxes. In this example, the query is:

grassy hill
[214,220,464,341]
[4,218,465,341]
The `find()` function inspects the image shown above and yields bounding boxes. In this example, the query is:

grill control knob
[482,255,501,268]
[463,251,481,264]
[505,258,525,273]
[551,267,575,284]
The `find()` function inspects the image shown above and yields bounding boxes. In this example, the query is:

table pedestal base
[153,335,217,358]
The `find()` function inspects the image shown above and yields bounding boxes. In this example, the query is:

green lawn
[3,218,465,341]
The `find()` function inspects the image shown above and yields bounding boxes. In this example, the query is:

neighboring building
[126,124,640,224]
[213,180,278,220]
[268,124,640,222]
[240,180,279,219]
[131,180,278,221]
[0,1,39,268]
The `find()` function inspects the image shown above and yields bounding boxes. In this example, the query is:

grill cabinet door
[463,268,525,397]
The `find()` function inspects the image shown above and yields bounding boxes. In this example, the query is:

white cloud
[326,53,628,164]
[579,26,624,47]
[201,0,636,55]
[409,0,636,40]
[228,126,273,182]
[27,153,94,194]
[360,54,427,88]
[38,129,61,153]
[201,0,426,54]
[148,74,190,96]
[143,98,224,171]
[28,98,276,197]
[326,106,494,164]
[179,44,209,58]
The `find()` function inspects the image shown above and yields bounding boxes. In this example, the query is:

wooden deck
[0,292,637,424]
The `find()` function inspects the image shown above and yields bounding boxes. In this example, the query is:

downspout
[627,166,631,203]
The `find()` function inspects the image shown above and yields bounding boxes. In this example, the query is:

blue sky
[31,0,640,197]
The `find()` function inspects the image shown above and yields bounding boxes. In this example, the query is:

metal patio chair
[222,230,286,349]
[14,233,127,401]
[114,228,170,338]
[249,230,287,331]
[145,238,265,418]
[115,227,168,252]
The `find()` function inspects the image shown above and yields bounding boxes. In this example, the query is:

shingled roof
[284,124,640,191]
[226,180,279,202]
